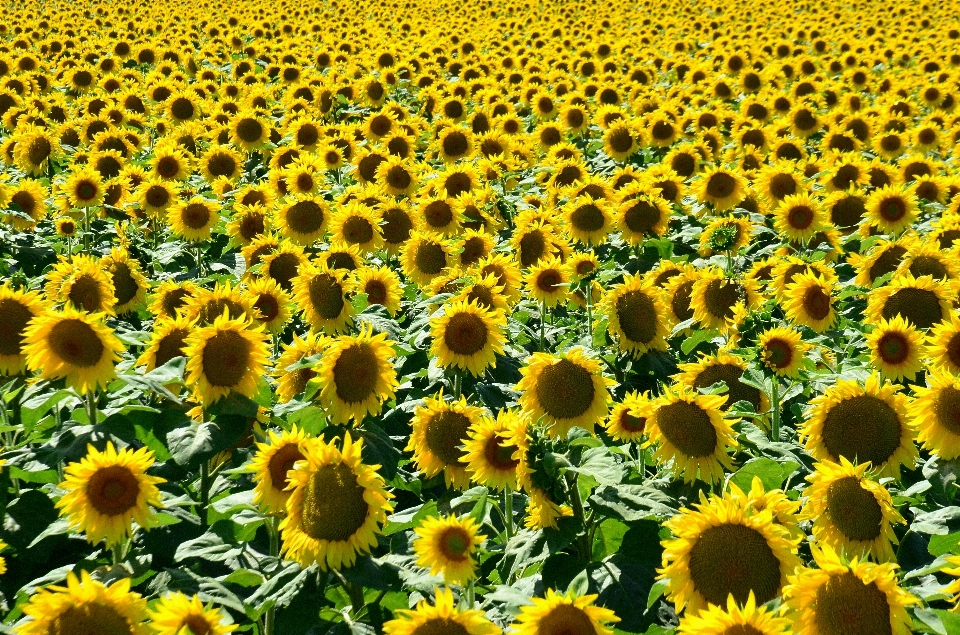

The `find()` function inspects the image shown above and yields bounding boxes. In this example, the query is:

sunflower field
[6,0,960,633]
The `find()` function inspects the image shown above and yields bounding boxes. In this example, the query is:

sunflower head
[511,590,619,635]
[182,311,271,405]
[316,325,398,424]
[413,514,485,585]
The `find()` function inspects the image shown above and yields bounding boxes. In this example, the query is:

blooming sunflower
[181,282,255,326]
[100,248,149,315]
[137,314,192,372]
[23,307,124,394]
[524,487,573,531]
[45,253,117,314]
[659,490,801,615]
[330,203,383,253]
[401,231,452,288]
[782,545,917,635]
[246,276,292,334]
[690,269,758,335]
[758,326,810,378]
[291,261,355,335]
[15,570,150,635]
[563,196,613,245]
[866,315,924,381]
[182,311,271,405]
[407,392,486,490]
[430,298,506,377]
[799,457,904,563]
[413,514,485,585]
[604,391,650,443]
[274,195,329,245]
[250,425,312,515]
[783,271,837,333]
[168,196,220,242]
[511,590,619,635]
[516,347,614,438]
[462,409,530,491]
[316,325,398,424]
[353,266,403,316]
[865,184,919,235]
[676,592,793,635]
[148,592,236,635]
[643,384,737,484]
[865,272,952,330]
[674,350,769,414]
[148,279,198,320]
[279,432,393,571]
[57,441,165,547]
[273,332,327,404]
[774,192,825,244]
[911,369,960,460]
[383,587,499,635]
[602,274,671,357]
[696,166,746,211]
[63,166,105,208]
[0,283,46,375]
[800,373,917,479]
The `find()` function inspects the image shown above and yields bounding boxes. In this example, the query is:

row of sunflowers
[2,0,960,633]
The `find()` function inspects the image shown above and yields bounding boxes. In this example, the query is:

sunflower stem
[584,283,592,341]
[566,472,592,561]
[503,487,514,542]
[199,459,210,529]
[83,207,91,251]
[111,539,124,566]
[770,377,780,443]
[466,578,476,609]
[85,390,98,424]
[539,301,546,351]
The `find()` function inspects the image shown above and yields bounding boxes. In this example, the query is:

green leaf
[567,569,591,597]
[930,531,960,557]
[681,328,719,355]
[588,485,676,522]
[912,507,960,535]
[383,501,438,536]
[646,579,668,610]
[566,446,626,486]
[729,457,797,493]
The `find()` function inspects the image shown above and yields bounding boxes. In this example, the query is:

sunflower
[616,192,671,244]
[230,110,270,152]
[800,457,904,563]
[15,570,150,635]
[316,325,398,424]
[0,283,46,375]
[910,369,960,460]
[865,273,952,330]
[430,298,506,377]
[227,203,270,246]
[281,154,325,196]
[696,166,746,212]
[866,315,924,381]
[865,184,919,235]
[13,125,59,176]
[148,592,237,635]
[45,254,117,314]
[783,271,837,333]
[182,280,253,325]
[563,196,613,245]
[401,231,452,288]
[150,143,192,181]
[524,256,569,308]
[602,274,670,357]
[63,166,105,208]
[376,155,419,196]
[273,331,327,404]
[274,195,329,245]
[659,490,801,615]
[250,425,312,515]
[758,326,809,378]
[136,179,178,219]
[148,279,198,320]
[782,545,917,635]
[182,312,271,405]
[698,216,753,257]
[462,409,530,491]
[291,261,355,334]
[320,240,365,272]
[407,392,486,490]
[690,270,758,334]
[524,487,574,531]
[330,202,383,253]
[246,276,292,334]
[383,587,499,635]
[23,307,124,394]
[100,248,148,315]
[413,514,485,585]
[800,373,917,479]
[168,196,220,242]
[511,590,619,635]
[279,432,393,570]
[676,592,793,635]
[516,347,613,438]
[643,384,737,484]
[137,314,192,372]
[605,391,651,443]
[57,441,165,547]
[200,144,243,182]
[353,266,403,316]
[926,312,960,375]
[774,193,825,244]
[675,350,769,414]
